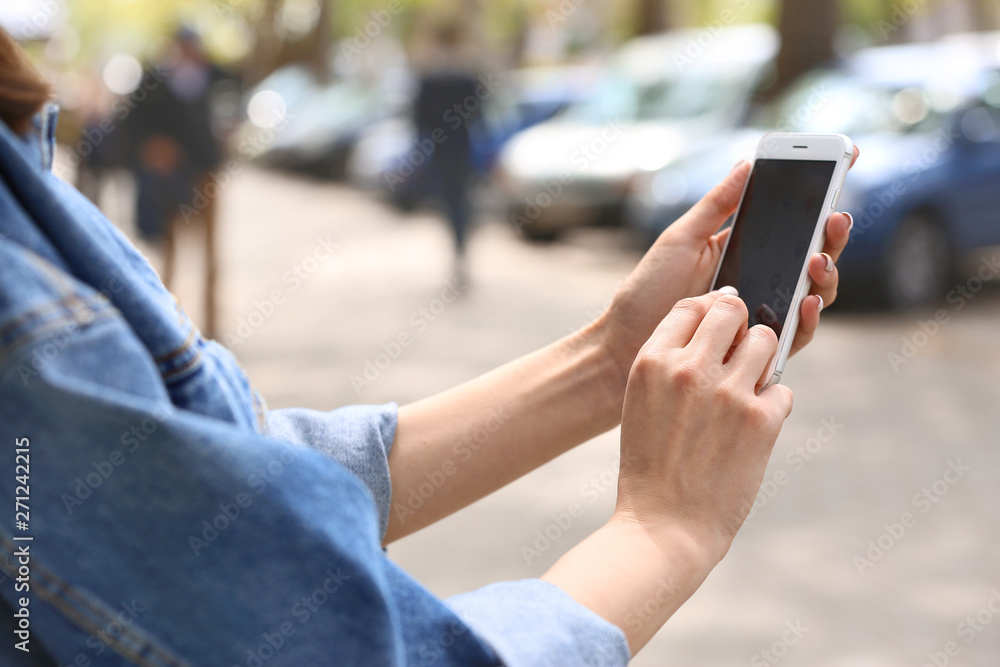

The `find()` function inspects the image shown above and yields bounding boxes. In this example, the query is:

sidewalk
[183,166,1000,666]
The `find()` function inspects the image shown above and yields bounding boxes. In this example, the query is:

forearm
[384,320,625,543]
[541,515,716,655]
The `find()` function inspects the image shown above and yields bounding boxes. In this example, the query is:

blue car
[627,40,1000,308]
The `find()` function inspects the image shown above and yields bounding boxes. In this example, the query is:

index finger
[689,294,750,362]
[645,288,736,353]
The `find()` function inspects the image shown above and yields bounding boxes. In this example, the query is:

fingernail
[816,295,824,313]
[719,285,739,297]
[842,211,854,232]
[821,252,834,273]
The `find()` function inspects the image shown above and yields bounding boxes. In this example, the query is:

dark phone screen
[713,158,836,337]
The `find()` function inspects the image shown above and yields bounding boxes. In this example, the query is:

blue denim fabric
[0,107,630,665]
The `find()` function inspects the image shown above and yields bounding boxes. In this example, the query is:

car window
[757,71,953,136]
[635,75,737,121]
[564,69,747,123]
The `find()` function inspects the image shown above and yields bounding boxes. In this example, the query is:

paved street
[160,166,1000,666]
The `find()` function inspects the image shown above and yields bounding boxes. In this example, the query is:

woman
[0,28,856,665]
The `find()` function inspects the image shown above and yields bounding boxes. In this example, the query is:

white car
[496,24,778,241]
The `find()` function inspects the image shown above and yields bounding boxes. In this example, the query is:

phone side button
[830,188,841,210]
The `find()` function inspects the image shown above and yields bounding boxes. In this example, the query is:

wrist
[566,313,631,428]
[542,510,720,654]
[608,508,724,578]
[580,310,635,423]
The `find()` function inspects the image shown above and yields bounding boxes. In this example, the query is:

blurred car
[627,39,1000,308]
[494,24,778,241]
[228,63,320,156]
[347,64,599,211]
[262,67,412,179]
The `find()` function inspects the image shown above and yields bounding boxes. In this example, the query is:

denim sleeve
[266,404,397,539]
[447,579,631,667]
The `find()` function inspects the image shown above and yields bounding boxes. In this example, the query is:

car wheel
[521,226,560,243]
[510,206,560,242]
[881,214,953,309]
[390,189,420,213]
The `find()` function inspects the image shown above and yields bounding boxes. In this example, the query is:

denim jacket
[0,107,630,666]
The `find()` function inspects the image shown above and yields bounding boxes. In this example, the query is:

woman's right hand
[615,289,794,565]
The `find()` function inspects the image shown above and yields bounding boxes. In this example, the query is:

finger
[646,290,729,352]
[808,251,839,304]
[727,324,779,388]
[820,211,852,263]
[759,382,794,421]
[849,145,860,169]
[669,160,750,242]
[689,294,749,361]
[789,294,823,357]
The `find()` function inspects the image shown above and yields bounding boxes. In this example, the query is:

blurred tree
[247,0,282,83]
[768,0,839,98]
[635,0,669,35]
[967,0,1000,28]
[307,0,332,81]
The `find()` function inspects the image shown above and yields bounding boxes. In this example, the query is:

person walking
[414,21,481,286]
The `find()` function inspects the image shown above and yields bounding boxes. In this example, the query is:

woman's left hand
[598,146,860,386]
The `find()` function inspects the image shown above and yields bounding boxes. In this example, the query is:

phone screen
[713,158,836,337]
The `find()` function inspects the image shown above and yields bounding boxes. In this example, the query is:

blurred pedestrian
[413,20,481,286]
[120,27,229,337]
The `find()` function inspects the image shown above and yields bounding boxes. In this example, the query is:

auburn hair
[0,27,51,134]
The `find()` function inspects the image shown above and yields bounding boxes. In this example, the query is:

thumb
[672,160,750,241]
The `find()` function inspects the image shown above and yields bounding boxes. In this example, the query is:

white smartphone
[711,132,853,388]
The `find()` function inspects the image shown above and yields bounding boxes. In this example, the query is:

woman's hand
[543,290,795,653]
[616,289,793,561]
[597,147,859,390]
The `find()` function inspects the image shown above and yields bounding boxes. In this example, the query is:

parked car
[230,63,322,158]
[627,39,1000,308]
[261,67,412,179]
[494,24,778,241]
[347,64,599,211]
